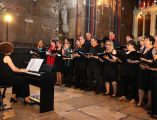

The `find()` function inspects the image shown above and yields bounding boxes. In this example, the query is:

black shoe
[104,93,109,96]
[10,97,18,103]
[85,88,92,91]
[147,111,153,115]
[95,91,100,95]
[144,105,151,110]
[84,89,89,91]
[74,86,79,89]
[80,87,85,90]
[150,114,157,119]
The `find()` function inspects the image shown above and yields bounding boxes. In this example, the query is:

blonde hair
[37,40,44,48]
[105,40,114,53]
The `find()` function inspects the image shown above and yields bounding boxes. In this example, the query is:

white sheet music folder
[25,58,44,76]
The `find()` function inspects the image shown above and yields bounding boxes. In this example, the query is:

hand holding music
[103,55,109,60]
[140,57,147,61]
[154,55,157,60]
[127,59,132,63]
[140,64,149,69]
[84,54,92,59]
[90,55,98,59]
[140,57,152,63]
[98,58,104,62]
[73,53,80,58]
[83,54,89,58]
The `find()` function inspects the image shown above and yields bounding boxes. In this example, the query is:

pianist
[0,42,31,104]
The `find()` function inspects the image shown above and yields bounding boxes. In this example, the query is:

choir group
[28,31,157,118]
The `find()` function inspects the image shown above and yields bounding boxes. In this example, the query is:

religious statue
[61,5,69,33]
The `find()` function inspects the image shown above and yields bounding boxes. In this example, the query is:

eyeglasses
[105,44,111,45]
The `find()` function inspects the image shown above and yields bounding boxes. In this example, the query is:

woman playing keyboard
[0,42,32,105]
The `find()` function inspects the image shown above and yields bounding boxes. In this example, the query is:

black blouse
[0,53,14,79]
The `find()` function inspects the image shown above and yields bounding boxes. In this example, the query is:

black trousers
[75,61,87,88]
[0,76,30,98]
[74,60,80,87]
[151,72,157,115]
[64,65,73,86]
[87,66,101,92]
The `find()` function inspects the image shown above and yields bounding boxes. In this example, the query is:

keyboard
[25,71,41,76]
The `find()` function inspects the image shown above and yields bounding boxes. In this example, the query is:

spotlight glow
[4,14,13,23]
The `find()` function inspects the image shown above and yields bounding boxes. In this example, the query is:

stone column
[150,10,156,35]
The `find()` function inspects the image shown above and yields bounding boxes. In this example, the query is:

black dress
[103,50,118,82]
[146,59,157,116]
[138,48,153,91]
[122,51,139,99]
[54,49,64,73]
[151,70,157,116]
[0,53,30,98]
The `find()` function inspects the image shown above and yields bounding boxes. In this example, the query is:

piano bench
[0,85,12,111]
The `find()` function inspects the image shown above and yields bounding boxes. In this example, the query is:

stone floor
[0,85,155,120]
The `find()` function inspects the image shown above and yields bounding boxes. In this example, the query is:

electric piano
[12,47,54,113]
[24,64,54,113]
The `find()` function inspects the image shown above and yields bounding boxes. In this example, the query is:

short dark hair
[50,40,56,44]
[126,34,134,39]
[145,35,155,45]
[126,41,137,50]
[127,40,136,47]
[0,42,14,54]
[91,36,99,42]
[110,30,116,35]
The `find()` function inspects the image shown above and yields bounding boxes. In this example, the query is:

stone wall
[120,0,136,43]
[0,0,136,44]
[59,0,86,39]
[96,0,115,39]
[0,0,59,44]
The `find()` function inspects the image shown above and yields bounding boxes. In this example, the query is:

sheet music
[26,58,44,72]
[46,51,51,55]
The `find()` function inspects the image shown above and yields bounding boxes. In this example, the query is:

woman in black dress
[0,42,31,104]
[54,40,64,85]
[119,41,139,103]
[142,40,157,119]
[147,64,157,119]
[137,36,155,107]
[103,40,117,97]
[145,57,157,119]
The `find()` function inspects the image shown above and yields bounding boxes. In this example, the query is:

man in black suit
[86,37,103,94]
[109,31,120,48]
